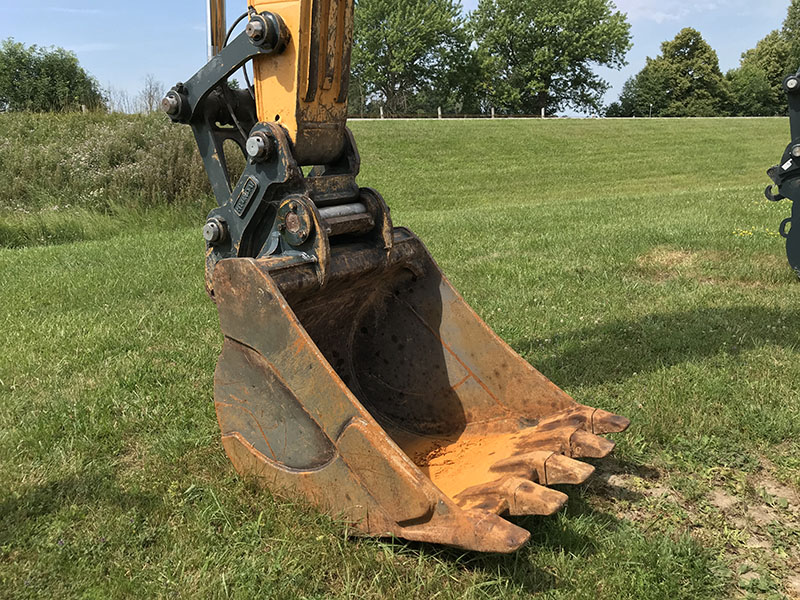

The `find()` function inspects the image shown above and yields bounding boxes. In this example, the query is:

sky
[0,0,794,113]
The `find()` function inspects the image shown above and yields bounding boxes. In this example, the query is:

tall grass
[0,112,216,246]
[0,112,211,211]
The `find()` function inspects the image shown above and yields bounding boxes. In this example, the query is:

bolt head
[203,219,226,244]
[788,77,799,90]
[245,19,265,39]
[246,133,271,161]
[161,93,180,116]
[285,212,302,235]
[792,145,800,159]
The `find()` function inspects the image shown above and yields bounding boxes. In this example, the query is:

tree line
[2,0,800,117]
[350,0,631,116]
[1,0,633,117]
[607,0,800,118]
[0,38,166,114]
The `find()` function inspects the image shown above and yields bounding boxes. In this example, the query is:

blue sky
[0,0,794,113]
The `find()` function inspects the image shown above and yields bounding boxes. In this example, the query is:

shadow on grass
[0,473,161,546]
[517,306,800,388]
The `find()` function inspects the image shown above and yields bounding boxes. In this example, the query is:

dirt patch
[760,478,800,509]
[596,473,643,502]
[643,485,673,499]
[636,248,698,271]
[745,535,772,549]
[739,569,760,584]
[709,488,740,512]
[634,246,785,287]
[588,457,800,597]
[786,572,800,598]
[753,459,800,521]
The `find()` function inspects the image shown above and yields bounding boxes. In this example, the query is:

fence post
[491,107,495,119]
[379,106,384,120]
[438,106,442,119]
[541,107,545,118]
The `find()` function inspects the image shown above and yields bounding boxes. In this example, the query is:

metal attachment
[169,0,630,555]
[161,91,182,116]
[277,197,314,246]
[787,76,799,91]
[246,131,272,162]
[780,217,792,239]
[246,12,289,53]
[791,145,800,159]
[245,19,265,40]
[203,217,228,244]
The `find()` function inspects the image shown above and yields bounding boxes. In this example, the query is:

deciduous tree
[471,0,631,115]
[137,73,164,114]
[0,38,105,112]
[608,28,730,117]
[351,0,475,115]
[782,0,800,71]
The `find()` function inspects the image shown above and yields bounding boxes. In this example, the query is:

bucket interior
[283,251,543,500]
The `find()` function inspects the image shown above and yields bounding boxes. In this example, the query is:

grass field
[1,116,799,599]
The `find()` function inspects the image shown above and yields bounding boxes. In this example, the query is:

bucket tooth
[506,479,569,516]
[536,405,631,435]
[455,477,568,517]
[490,452,595,486]
[489,450,554,481]
[541,454,595,485]
[591,409,631,434]
[457,493,511,515]
[467,512,531,551]
[569,430,616,458]
[510,426,615,458]
[420,511,531,553]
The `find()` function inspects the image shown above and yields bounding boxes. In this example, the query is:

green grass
[2,117,800,599]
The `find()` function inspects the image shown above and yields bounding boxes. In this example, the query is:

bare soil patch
[587,456,800,598]
[634,246,785,287]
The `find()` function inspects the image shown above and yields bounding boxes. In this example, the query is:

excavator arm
[164,0,375,291]
[766,71,800,277]
[163,0,629,553]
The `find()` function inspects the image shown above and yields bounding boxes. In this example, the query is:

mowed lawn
[1,117,799,599]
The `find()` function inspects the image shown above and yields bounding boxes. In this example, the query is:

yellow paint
[248,0,352,163]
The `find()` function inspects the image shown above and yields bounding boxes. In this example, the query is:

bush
[0,38,105,112]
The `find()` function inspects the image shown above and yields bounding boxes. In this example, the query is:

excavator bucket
[212,231,629,552]
[164,0,629,553]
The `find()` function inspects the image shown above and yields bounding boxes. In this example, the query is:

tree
[608,28,730,117]
[106,84,136,114]
[470,0,631,116]
[721,1,800,117]
[728,63,775,117]
[351,0,476,115]
[0,38,105,112]
[137,73,164,114]
[607,58,672,117]
[783,0,800,72]
[726,31,789,116]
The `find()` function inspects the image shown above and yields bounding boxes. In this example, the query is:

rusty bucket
[212,228,629,553]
